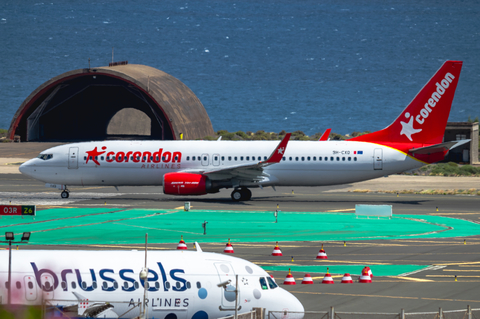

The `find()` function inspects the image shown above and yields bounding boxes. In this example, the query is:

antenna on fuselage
[195,241,203,252]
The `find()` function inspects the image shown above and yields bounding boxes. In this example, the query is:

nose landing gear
[231,187,252,201]
[61,189,70,198]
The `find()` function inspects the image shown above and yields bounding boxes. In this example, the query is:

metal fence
[269,306,480,319]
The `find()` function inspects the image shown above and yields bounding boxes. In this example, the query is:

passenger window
[61,282,66,289]
[45,282,51,290]
[267,277,278,289]
[165,282,171,289]
[186,156,190,161]
[150,156,153,161]
[155,282,160,289]
[81,282,87,289]
[214,156,218,161]
[102,282,108,289]
[16,281,21,289]
[28,282,34,289]
[221,156,225,161]
[330,157,334,161]
[342,157,345,161]
[246,156,250,161]
[307,156,310,161]
[196,282,202,289]
[186,282,191,289]
[348,157,351,161]
[134,282,139,289]
[315,156,318,161]
[264,156,267,161]
[123,282,128,289]
[301,157,305,161]
[71,282,76,289]
[113,282,119,289]
[282,157,286,161]
[228,156,232,161]
[203,156,207,161]
[101,156,104,160]
[325,157,328,161]
[336,157,340,161]
[162,156,166,161]
[176,282,181,289]
[289,157,292,161]
[234,157,237,161]
[93,281,98,289]
[84,156,87,160]
[240,156,244,161]
[259,277,268,290]
[354,157,357,161]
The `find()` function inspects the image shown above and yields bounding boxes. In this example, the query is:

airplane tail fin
[349,61,463,146]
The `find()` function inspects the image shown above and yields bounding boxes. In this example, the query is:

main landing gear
[61,189,70,198]
[231,187,252,201]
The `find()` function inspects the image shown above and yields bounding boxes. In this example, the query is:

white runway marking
[0,192,122,206]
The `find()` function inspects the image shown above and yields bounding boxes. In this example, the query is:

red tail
[349,61,463,146]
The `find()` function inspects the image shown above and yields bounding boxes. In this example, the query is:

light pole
[1,231,31,305]
[139,233,149,319]
[217,275,239,319]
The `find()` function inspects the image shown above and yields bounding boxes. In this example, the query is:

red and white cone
[177,235,187,250]
[316,244,328,259]
[359,268,372,283]
[301,274,314,284]
[272,242,283,256]
[322,268,334,284]
[270,274,275,281]
[223,238,234,253]
[341,273,353,284]
[283,268,296,285]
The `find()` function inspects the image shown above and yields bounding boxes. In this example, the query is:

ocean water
[1,0,479,136]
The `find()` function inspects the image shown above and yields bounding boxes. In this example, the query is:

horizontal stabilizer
[409,139,470,155]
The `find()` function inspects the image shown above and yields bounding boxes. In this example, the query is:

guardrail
[269,306,480,319]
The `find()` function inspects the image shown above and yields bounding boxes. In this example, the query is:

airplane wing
[408,139,470,155]
[319,128,331,141]
[183,133,291,182]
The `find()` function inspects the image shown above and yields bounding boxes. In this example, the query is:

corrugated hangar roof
[8,63,214,141]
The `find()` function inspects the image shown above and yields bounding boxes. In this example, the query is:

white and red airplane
[20,60,467,201]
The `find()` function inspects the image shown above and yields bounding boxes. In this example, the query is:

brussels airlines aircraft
[0,245,304,318]
[20,61,467,201]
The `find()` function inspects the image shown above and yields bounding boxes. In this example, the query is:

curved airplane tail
[349,60,463,146]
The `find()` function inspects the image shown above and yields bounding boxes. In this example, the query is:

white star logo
[400,113,422,141]
[277,147,285,155]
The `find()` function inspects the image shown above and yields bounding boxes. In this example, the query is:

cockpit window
[37,154,53,160]
[259,277,268,290]
[267,276,278,289]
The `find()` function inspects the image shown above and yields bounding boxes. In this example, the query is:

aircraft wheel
[231,189,243,201]
[241,188,252,200]
[61,191,69,199]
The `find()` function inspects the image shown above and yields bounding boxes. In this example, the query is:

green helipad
[1,208,480,245]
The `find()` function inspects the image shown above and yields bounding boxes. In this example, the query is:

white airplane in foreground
[0,246,304,318]
[20,60,468,201]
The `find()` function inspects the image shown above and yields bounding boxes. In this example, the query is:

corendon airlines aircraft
[20,61,467,201]
[0,246,304,318]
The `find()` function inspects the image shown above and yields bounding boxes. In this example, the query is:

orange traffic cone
[223,238,234,253]
[359,267,372,283]
[366,266,373,278]
[272,242,283,256]
[283,268,296,285]
[322,267,334,284]
[177,235,187,250]
[316,244,328,259]
[301,274,314,284]
[341,273,353,284]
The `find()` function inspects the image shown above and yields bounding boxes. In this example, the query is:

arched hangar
[8,63,214,141]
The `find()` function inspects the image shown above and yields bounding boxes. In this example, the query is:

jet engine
[163,172,214,195]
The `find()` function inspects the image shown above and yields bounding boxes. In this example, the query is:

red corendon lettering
[133,151,141,163]
[163,152,172,162]
[172,152,182,163]
[142,151,152,163]
[153,149,163,163]
[116,152,125,162]
[106,152,115,163]
[125,151,133,162]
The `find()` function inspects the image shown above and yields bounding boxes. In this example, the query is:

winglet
[195,241,203,252]
[263,133,291,163]
[319,128,331,141]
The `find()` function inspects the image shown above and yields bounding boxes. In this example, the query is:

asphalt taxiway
[1,146,480,314]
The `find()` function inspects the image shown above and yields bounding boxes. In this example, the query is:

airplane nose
[268,288,304,318]
[19,160,33,176]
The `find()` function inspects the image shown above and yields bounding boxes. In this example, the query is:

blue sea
[1,0,479,136]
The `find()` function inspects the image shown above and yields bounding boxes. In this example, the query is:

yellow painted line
[443,269,480,272]
[174,206,187,210]
[434,261,480,266]
[387,276,433,282]
[426,275,480,278]
[324,209,356,213]
[429,213,480,215]
[289,291,480,303]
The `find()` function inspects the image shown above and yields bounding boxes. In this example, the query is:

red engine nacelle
[163,172,212,195]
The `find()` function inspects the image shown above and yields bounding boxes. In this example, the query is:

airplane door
[214,262,239,308]
[68,147,79,169]
[374,148,383,170]
[24,275,37,301]
[40,274,55,300]
[212,154,220,166]
[201,154,209,166]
